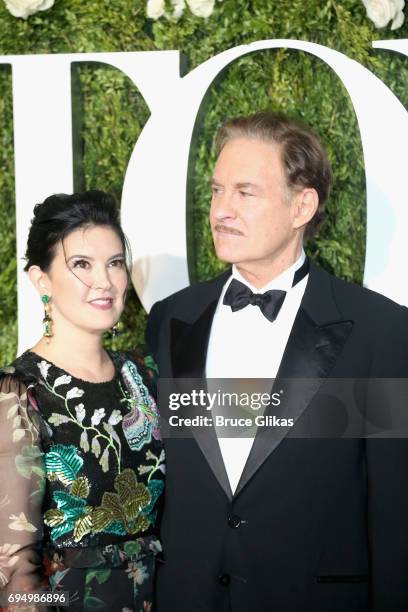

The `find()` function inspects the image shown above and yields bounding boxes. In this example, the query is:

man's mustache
[213,224,244,236]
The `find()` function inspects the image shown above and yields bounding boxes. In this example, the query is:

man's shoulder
[146,271,230,349]
[316,262,408,319]
[151,269,230,315]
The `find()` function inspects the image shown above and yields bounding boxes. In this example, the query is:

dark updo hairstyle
[24,190,130,272]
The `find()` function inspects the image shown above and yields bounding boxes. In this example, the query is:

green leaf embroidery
[50,520,76,541]
[103,521,127,536]
[91,507,112,533]
[74,513,92,542]
[126,484,151,521]
[100,492,125,522]
[45,455,159,542]
[53,490,87,523]
[114,468,137,504]
[45,444,83,486]
[44,508,65,527]
[142,479,164,517]
[128,514,150,535]
[70,476,90,499]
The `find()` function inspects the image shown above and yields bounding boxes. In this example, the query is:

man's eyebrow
[235,182,260,190]
[211,180,260,190]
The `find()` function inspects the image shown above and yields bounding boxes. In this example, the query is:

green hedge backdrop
[0,0,407,365]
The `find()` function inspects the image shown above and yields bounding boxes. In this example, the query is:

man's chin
[213,247,242,265]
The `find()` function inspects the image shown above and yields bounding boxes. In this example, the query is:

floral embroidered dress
[0,350,165,612]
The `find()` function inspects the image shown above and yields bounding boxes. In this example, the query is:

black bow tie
[223,257,309,322]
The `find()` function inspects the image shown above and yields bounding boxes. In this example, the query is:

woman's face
[39,225,128,336]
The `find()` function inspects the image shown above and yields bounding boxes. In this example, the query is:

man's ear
[27,265,51,297]
[292,188,319,231]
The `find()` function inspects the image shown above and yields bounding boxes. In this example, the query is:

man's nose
[212,190,237,220]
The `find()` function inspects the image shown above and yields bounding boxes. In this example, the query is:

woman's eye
[72,259,90,269]
[110,259,125,268]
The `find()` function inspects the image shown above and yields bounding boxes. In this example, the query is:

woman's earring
[41,295,53,342]
[111,321,122,338]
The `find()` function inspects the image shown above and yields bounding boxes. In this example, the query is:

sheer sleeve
[0,374,46,602]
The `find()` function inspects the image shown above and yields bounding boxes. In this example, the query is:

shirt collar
[231,249,306,294]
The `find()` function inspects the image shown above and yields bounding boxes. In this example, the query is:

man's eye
[72,259,90,269]
[211,186,221,195]
[239,191,253,197]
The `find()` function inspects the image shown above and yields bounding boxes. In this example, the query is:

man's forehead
[219,136,281,154]
[215,138,282,168]
[212,145,285,187]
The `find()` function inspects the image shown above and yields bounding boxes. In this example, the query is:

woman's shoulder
[111,347,158,378]
[0,365,27,396]
[110,347,158,399]
[0,351,40,390]
[0,356,43,435]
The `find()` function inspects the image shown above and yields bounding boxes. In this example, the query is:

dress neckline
[23,349,120,386]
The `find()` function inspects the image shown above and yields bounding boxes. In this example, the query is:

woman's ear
[27,265,51,297]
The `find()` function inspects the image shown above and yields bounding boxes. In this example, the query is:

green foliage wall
[0,0,407,365]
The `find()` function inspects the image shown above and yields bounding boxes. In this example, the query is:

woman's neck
[30,330,114,383]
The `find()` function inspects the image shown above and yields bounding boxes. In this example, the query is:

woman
[0,191,164,612]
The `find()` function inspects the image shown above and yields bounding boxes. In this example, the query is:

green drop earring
[41,294,53,342]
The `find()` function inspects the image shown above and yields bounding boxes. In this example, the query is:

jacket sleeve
[0,374,46,604]
[365,304,408,611]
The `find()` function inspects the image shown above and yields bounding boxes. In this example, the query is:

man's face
[210,137,298,272]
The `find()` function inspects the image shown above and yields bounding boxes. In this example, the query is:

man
[146,112,408,611]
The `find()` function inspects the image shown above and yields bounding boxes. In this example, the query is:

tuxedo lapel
[171,300,218,379]
[170,272,233,500]
[235,262,354,497]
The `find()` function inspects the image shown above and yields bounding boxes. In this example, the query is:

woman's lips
[89,298,113,310]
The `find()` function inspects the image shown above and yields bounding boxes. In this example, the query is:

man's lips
[213,224,244,236]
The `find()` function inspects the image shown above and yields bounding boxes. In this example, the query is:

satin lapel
[170,279,233,500]
[170,270,230,378]
[235,263,354,497]
[171,300,217,379]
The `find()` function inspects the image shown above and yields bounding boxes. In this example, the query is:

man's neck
[235,248,304,290]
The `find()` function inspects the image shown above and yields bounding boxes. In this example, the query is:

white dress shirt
[205,251,308,493]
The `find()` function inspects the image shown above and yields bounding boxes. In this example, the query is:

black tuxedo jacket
[146,261,408,612]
